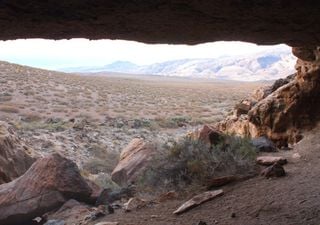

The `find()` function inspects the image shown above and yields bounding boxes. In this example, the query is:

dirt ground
[92,124,320,225]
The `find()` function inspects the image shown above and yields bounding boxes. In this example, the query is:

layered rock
[0,154,92,225]
[219,47,320,147]
[111,138,155,186]
[0,121,36,184]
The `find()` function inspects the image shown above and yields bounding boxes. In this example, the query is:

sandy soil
[92,124,320,225]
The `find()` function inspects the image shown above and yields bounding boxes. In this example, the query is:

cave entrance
[0,39,297,156]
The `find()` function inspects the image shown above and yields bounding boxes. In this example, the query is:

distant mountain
[61,46,296,81]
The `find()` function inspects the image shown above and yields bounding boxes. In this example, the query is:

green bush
[138,135,257,192]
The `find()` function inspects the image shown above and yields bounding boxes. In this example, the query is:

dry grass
[0,61,265,126]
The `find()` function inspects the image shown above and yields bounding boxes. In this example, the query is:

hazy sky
[0,39,289,69]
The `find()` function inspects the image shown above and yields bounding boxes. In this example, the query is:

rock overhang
[0,1,320,45]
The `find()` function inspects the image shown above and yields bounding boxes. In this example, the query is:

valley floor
[93,124,320,225]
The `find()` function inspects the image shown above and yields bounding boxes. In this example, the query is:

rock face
[0,2,319,45]
[219,47,320,147]
[0,154,92,225]
[111,138,155,186]
[0,121,36,184]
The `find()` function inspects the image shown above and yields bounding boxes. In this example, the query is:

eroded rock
[111,138,155,186]
[219,47,320,147]
[0,154,92,225]
[0,121,36,184]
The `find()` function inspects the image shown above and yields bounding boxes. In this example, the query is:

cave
[1,0,319,145]
[1,1,320,224]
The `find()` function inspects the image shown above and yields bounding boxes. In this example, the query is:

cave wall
[0,1,320,45]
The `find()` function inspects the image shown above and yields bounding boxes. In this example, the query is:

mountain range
[61,46,296,81]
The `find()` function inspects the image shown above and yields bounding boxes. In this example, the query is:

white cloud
[0,39,290,69]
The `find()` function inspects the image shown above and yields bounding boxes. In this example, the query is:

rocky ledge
[219,46,320,147]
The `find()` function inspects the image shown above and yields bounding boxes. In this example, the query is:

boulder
[0,121,36,184]
[251,137,277,152]
[0,154,92,225]
[197,125,223,145]
[111,138,155,186]
[256,156,287,166]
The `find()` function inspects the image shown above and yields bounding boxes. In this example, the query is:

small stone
[124,197,147,212]
[292,153,301,159]
[174,190,224,215]
[260,162,286,178]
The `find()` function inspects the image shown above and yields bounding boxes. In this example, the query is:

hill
[61,45,296,81]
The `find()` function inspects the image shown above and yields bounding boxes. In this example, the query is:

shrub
[155,116,192,128]
[0,93,12,102]
[0,105,19,113]
[137,135,257,193]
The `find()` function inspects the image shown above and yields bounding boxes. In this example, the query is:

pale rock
[173,190,224,215]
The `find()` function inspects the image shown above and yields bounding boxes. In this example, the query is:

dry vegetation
[0,61,263,125]
[0,61,265,186]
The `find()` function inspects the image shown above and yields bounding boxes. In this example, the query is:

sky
[0,39,289,70]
